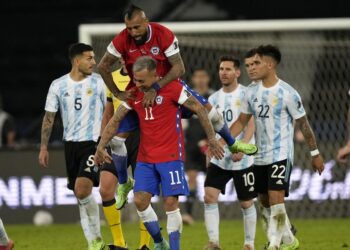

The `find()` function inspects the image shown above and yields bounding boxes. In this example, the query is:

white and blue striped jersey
[45,73,106,142]
[241,79,306,165]
[209,84,255,171]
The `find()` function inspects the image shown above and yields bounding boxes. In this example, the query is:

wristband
[310,149,319,157]
[152,83,161,91]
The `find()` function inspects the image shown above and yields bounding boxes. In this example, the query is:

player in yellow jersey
[99,59,151,250]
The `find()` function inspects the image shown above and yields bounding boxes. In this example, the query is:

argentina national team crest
[156,95,163,104]
[150,46,160,55]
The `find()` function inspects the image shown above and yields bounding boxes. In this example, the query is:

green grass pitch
[6,219,350,249]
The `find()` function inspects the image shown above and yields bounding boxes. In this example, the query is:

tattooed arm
[95,104,130,165]
[182,96,224,159]
[38,111,56,167]
[97,52,135,101]
[296,115,324,174]
[143,53,185,108]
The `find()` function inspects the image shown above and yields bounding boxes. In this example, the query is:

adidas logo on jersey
[249,186,255,192]
[253,97,258,102]
[64,92,70,97]
[84,167,91,173]
[276,179,283,185]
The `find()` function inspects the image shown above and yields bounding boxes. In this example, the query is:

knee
[134,194,149,211]
[163,197,179,211]
[75,189,90,200]
[99,185,114,201]
[204,192,217,204]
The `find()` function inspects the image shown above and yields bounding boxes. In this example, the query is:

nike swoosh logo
[129,49,138,53]
[134,100,141,104]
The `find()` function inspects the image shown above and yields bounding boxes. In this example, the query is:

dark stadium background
[0,0,349,143]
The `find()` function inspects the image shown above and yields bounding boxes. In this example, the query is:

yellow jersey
[107,68,130,111]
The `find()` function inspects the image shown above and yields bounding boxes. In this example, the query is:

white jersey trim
[164,37,180,57]
[177,86,191,105]
[122,101,132,110]
[107,42,121,58]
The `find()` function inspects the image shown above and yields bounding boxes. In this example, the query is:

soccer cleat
[116,177,134,210]
[89,238,106,250]
[137,245,150,250]
[154,239,170,250]
[0,239,14,250]
[280,237,299,250]
[107,244,128,250]
[203,241,221,250]
[228,140,258,156]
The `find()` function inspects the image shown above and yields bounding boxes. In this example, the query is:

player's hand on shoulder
[142,88,157,108]
[38,149,49,168]
[207,138,225,160]
[115,90,136,101]
[311,154,324,175]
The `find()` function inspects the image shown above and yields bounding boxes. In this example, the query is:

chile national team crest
[156,95,163,104]
[150,46,160,55]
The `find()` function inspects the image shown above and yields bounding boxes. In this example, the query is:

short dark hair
[68,43,93,61]
[256,45,281,64]
[124,4,145,20]
[219,55,240,68]
[244,48,258,59]
[133,56,157,72]
[192,68,209,75]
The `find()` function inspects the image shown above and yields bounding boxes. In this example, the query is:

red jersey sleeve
[107,29,128,58]
[169,81,192,104]
[153,23,180,57]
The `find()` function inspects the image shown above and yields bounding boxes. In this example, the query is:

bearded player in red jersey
[97,4,257,212]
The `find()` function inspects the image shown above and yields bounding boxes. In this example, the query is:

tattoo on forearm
[99,105,129,147]
[297,116,318,150]
[158,53,185,88]
[40,111,56,148]
[184,97,216,140]
[98,52,121,95]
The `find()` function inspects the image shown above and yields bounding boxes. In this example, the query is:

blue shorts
[117,110,139,133]
[179,80,209,119]
[134,160,189,197]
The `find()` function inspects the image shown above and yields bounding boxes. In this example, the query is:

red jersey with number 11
[123,80,191,163]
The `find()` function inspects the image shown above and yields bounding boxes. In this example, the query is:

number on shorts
[271,164,286,179]
[144,107,154,120]
[86,155,95,167]
[169,171,181,185]
[242,172,255,186]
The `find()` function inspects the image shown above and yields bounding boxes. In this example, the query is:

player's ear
[235,68,241,78]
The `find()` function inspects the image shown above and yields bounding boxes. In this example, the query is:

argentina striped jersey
[209,84,255,171]
[241,79,306,165]
[45,73,106,142]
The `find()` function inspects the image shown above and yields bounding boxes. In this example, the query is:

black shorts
[101,129,140,177]
[64,141,100,190]
[253,159,292,197]
[204,163,257,201]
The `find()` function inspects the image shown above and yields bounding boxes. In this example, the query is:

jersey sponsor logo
[129,49,138,53]
[155,95,163,104]
[276,179,283,185]
[150,46,160,55]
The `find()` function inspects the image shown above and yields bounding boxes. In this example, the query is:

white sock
[0,218,9,245]
[78,194,101,241]
[268,204,287,248]
[242,204,257,248]
[78,201,94,243]
[259,204,271,236]
[137,204,159,223]
[281,214,295,244]
[204,203,219,244]
[208,108,225,131]
[166,208,182,234]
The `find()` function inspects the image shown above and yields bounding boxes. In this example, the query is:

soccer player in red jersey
[97,4,257,210]
[95,56,224,250]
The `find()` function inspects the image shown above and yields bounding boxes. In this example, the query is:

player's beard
[134,33,148,46]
